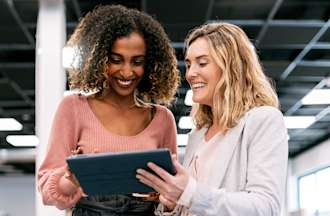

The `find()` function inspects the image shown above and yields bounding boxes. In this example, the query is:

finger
[136,173,165,194]
[171,154,177,161]
[93,148,99,154]
[172,159,185,174]
[147,162,173,182]
[159,194,176,210]
[137,167,169,188]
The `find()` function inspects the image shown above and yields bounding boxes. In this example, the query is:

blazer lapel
[208,117,247,187]
[183,128,206,168]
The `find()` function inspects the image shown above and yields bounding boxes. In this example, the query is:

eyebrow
[185,54,209,62]
[110,52,145,58]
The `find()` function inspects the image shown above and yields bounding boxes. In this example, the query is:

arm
[138,107,288,216]
[162,108,178,155]
[37,95,83,210]
[186,107,288,216]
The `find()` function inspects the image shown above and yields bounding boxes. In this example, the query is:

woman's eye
[133,59,144,66]
[109,57,121,64]
[199,61,208,67]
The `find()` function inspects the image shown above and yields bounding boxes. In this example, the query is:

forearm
[188,184,281,216]
[38,166,83,210]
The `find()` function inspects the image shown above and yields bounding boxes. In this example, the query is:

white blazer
[157,106,288,216]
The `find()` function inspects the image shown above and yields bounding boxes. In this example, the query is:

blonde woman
[136,22,288,216]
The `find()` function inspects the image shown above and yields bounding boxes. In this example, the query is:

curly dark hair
[67,4,180,105]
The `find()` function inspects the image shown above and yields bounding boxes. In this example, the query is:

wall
[287,138,330,213]
[0,175,35,216]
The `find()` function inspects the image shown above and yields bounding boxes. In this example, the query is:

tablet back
[66,148,176,196]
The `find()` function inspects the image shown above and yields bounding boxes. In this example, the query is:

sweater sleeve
[187,107,288,216]
[162,107,178,155]
[37,95,83,210]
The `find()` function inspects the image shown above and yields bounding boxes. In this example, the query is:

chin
[112,88,135,97]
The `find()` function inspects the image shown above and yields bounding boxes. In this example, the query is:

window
[298,167,330,215]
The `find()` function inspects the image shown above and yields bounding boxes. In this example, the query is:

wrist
[58,174,79,195]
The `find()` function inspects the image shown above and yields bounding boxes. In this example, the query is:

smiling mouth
[115,78,136,87]
[191,83,207,89]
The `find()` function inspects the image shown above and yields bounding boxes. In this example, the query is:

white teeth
[191,83,206,89]
[117,79,133,86]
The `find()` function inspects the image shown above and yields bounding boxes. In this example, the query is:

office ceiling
[0,0,330,174]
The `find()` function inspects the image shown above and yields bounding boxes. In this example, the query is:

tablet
[66,148,176,196]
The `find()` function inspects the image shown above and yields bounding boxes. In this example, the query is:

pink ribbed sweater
[37,94,177,209]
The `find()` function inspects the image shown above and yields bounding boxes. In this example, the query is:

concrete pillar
[35,0,66,215]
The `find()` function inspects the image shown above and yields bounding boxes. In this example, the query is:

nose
[185,64,198,81]
[120,63,134,78]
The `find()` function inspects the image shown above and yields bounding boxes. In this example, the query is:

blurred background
[0,0,330,215]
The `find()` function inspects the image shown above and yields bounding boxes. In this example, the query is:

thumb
[173,159,185,174]
[171,154,177,161]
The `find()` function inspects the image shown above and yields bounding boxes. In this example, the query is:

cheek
[106,65,117,76]
[135,66,145,77]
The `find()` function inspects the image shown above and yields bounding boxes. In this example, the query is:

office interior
[0,0,330,215]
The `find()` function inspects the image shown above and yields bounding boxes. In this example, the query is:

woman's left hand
[136,157,190,205]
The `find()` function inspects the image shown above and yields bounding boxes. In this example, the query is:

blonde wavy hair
[185,22,279,130]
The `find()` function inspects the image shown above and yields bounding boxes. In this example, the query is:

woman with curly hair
[37,4,180,216]
[136,22,288,216]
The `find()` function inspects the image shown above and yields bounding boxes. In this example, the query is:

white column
[35,0,66,215]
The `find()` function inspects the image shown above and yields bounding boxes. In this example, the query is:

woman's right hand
[159,194,176,211]
[60,146,87,196]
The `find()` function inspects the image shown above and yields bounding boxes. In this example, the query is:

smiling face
[106,32,146,98]
[185,37,222,107]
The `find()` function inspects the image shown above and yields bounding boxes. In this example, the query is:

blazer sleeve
[37,95,83,210]
[187,107,288,216]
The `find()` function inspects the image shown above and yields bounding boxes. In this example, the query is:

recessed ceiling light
[283,116,316,129]
[301,89,330,105]
[0,118,23,131]
[178,116,194,129]
[6,135,39,147]
[177,134,189,146]
[184,90,193,106]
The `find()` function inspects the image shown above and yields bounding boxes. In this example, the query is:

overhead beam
[255,0,283,46]
[298,60,330,67]
[141,0,147,12]
[0,100,33,107]
[71,0,81,20]
[1,71,34,107]
[260,42,330,49]
[280,18,330,80]
[285,79,328,115]
[209,19,326,27]
[5,0,35,46]
[205,0,215,21]
[0,63,35,69]
[285,76,325,82]
[289,105,330,139]
[0,44,34,51]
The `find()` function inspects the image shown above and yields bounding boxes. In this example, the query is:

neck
[102,90,137,110]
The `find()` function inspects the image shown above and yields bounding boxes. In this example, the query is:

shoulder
[243,106,286,134]
[60,93,86,107]
[245,106,283,123]
[154,104,175,119]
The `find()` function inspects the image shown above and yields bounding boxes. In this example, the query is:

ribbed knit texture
[38,94,177,209]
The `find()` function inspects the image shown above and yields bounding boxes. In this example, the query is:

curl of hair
[67,5,180,105]
[185,23,279,130]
